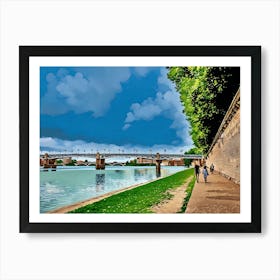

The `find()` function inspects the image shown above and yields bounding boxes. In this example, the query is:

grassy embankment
[179,175,196,213]
[69,168,195,214]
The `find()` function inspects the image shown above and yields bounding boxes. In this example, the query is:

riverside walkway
[186,172,240,213]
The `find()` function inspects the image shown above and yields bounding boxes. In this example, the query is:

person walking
[210,163,214,174]
[194,164,200,182]
[202,166,209,183]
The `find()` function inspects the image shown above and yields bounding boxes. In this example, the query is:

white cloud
[133,67,151,77]
[40,137,85,150]
[122,123,131,130]
[123,68,192,145]
[41,67,131,117]
[40,137,57,147]
[56,73,89,107]
[124,100,162,122]
[158,68,172,86]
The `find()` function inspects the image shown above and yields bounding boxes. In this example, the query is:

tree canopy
[167,67,240,154]
[184,147,201,166]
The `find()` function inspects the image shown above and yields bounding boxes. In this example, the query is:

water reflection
[156,170,161,178]
[95,173,105,191]
[134,168,154,181]
[40,166,186,212]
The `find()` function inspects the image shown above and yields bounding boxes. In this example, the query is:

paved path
[186,172,240,213]
[151,177,193,213]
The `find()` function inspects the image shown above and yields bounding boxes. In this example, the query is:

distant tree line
[56,159,77,166]
[125,159,155,166]
[167,67,240,154]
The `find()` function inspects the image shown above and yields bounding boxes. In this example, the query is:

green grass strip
[69,168,194,214]
[178,175,196,213]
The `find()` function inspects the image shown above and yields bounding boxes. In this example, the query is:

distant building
[136,157,155,164]
[137,157,185,166]
[168,158,185,166]
[161,159,170,166]
[63,157,72,165]
[40,153,57,168]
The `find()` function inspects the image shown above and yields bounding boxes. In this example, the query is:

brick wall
[206,108,240,183]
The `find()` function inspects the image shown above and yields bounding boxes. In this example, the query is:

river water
[40,166,186,213]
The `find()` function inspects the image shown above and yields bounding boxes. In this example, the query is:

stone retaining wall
[206,90,240,184]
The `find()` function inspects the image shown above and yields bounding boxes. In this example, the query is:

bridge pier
[96,152,105,170]
[155,153,162,177]
[41,153,57,171]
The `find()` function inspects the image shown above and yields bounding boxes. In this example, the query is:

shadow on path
[186,172,240,213]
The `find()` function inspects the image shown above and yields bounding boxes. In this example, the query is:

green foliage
[168,67,240,153]
[125,159,137,166]
[179,175,196,213]
[184,147,201,166]
[56,159,63,164]
[69,168,194,213]
[125,159,155,166]
[184,158,190,166]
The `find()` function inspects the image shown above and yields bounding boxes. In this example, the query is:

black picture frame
[20,46,261,233]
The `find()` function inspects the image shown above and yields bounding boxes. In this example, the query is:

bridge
[40,152,204,171]
[40,152,203,159]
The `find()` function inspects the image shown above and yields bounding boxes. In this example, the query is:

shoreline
[47,169,189,214]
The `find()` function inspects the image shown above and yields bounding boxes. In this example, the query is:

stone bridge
[41,152,203,160]
[40,152,203,171]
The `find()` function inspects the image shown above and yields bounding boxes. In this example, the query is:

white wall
[0,0,279,279]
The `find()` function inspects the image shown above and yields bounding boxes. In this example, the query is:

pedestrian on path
[194,164,200,182]
[210,163,214,174]
[202,166,209,183]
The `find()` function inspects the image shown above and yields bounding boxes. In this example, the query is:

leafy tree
[65,159,77,166]
[168,67,240,153]
[184,147,201,166]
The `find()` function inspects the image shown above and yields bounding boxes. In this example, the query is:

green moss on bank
[69,168,194,213]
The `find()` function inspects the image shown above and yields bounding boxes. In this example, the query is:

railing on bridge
[40,152,203,159]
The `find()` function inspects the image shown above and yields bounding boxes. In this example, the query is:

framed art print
[19,46,261,233]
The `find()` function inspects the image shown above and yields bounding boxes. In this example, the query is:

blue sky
[40,66,193,153]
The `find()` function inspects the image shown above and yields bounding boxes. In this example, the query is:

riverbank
[41,166,185,213]
[49,174,173,213]
[69,168,194,213]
